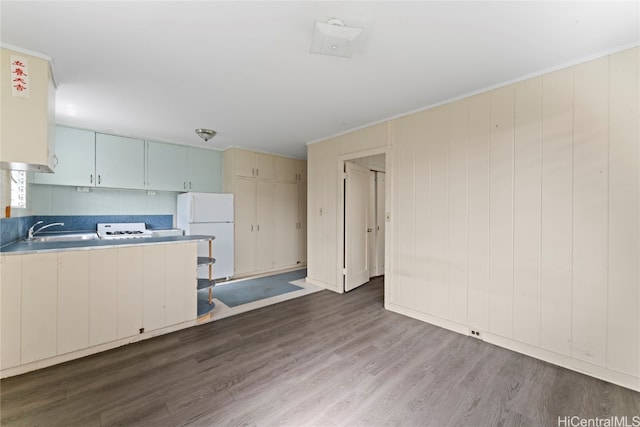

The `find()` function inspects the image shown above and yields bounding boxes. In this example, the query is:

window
[10,171,26,209]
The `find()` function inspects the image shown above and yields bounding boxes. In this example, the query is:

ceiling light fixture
[195,128,217,142]
[310,18,363,58]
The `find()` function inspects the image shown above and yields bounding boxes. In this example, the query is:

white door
[368,172,376,278]
[375,172,386,276]
[344,162,371,292]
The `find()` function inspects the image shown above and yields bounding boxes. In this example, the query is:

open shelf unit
[196,238,216,317]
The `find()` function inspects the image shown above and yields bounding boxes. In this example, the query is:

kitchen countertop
[0,235,214,255]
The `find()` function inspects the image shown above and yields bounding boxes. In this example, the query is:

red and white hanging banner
[10,55,30,98]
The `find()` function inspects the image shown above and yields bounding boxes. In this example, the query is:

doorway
[343,153,386,292]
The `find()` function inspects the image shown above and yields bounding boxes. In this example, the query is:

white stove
[97,222,153,240]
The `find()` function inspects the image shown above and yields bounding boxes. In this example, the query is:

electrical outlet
[469,329,482,339]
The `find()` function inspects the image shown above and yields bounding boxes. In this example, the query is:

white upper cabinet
[33,128,145,189]
[33,126,95,186]
[95,133,145,189]
[146,143,220,192]
[0,48,55,172]
[275,157,305,183]
[275,156,298,183]
[232,149,275,180]
[146,140,188,192]
[187,147,221,192]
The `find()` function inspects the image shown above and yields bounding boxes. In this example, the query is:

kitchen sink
[28,232,100,243]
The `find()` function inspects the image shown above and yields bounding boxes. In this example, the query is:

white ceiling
[2,1,638,160]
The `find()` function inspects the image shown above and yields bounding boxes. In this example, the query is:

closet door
[255,180,275,271]
[274,182,299,268]
[234,178,257,275]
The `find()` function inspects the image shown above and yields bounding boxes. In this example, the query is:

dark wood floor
[2,277,639,426]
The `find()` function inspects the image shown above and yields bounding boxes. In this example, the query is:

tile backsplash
[0,215,173,247]
[1,184,180,246]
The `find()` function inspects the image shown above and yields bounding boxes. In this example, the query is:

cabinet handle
[90,174,93,184]
[256,168,259,177]
[251,225,254,232]
[184,182,187,190]
[257,224,260,231]
[252,168,255,176]
[98,175,102,185]
[189,181,192,189]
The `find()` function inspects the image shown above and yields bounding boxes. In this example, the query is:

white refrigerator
[177,192,234,280]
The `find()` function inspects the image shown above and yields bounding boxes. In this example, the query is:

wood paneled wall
[307,47,639,390]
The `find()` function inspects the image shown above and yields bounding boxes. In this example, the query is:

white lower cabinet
[117,246,143,339]
[165,243,198,325]
[142,245,167,332]
[0,241,198,375]
[21,253,58,364]
[57,251,90,354]
[143,243,197,332]
[89,249,118,346]
[0,256,22,369]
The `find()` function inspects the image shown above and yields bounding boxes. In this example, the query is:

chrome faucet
[28,221,65,240]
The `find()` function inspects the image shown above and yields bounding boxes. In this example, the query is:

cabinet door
[58,251,90,354]
[255,153,274,180]
[295,160,307,183]
[256,180,275,271]
[33,126,96,186]
[234,178,257,275]
[298,180,307,264]
[165,243,197,324]
[146,141,188,191]
[274,182,299,268]
[188,147,221,192]
[95,133,145,189]
[21,253,57,364]
[0,255,22,369]
[142,245,166,331]
[117,246,143,339]
[234,149,256,178]
[0,48,54,172]
[275,157,298,183]
[89,249,118,346]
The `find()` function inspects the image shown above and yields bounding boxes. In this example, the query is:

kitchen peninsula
[0,229,214,378]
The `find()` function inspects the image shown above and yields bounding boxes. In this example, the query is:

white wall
[307,124,389,291]
[307,47,639,391]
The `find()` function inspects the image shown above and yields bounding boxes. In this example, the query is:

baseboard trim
[386,302,640,392]
[1,319,198,379]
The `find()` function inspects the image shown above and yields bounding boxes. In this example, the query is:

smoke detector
[310,18,363,58]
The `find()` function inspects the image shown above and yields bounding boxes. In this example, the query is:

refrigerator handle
[190,195,195,223]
